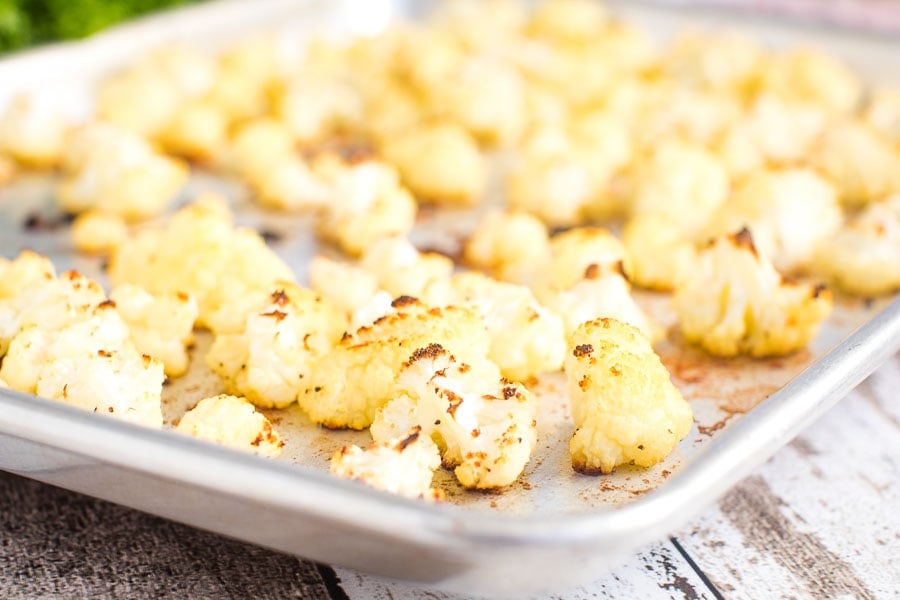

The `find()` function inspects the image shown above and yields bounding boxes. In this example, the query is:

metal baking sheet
[1,0,899,594]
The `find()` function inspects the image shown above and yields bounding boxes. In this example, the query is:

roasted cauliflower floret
[865,88,900,145]
[175,394,283,458]
[298,299,490,430]
[664,31,763,94]
[371,344,537,489]
[70,211,129,255]
[382,121,487,206]
[253,154,331,212]
[673,229,832,358]
[534,226,630,293]
[309,255,381,317]
[110,284,198,378]
[158,100,229,161]
[314,156,417,256]
[58,124,188,221]
[206,286,346,409]
[425,272,566,380]
[813,195,900,297]
[527,0,608,43]
[0,95,67,168]
[274,71,364,145]
[760,47,862,114]
[331,426,444,500]
[565,318,693,474]
[224,118,296,182]
[109,195,295,329]
[463,210,551,285]
[705,168,841,273]
[359,237,454,298]
[809,119,900,208]
[622,215,696,291]
[631,139,730,236]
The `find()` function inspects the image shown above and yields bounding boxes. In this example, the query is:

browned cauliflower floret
[158,100,229,161]
[663,31,763,95]
[813,195,900,297]
[534,226,631,293]
[371,344,537,489]
[463,210,551,286]
[331,426,444,500]
[527,0,608,43]
[359,237,454,298]
[674,230,832,358]
[298,299,490,430]
[176,394,284,458]
[309,256,381,317]
[565,318,693,474]
[206,285,346,409]
[760,47,862,114]
[109,195,295,329]
[70,211,129,255]
[622,215,696,291]
[224,118,296,182]
[274,71,364,145]
[0,95,68,168]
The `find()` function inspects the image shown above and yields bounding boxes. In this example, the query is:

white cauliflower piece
[331,426,444,500]
[206,285,346,409]
[760,47,862,114]
[809,119,900,208]
[527,0,608,42]
[58,124,188,221]
[275,71,364,145]
[314,156,417,256]
[309,255,381,316]
[110,284,198,378]
[158,100,228,161]
[359,237,454,298]
[372,343,537,489]
[664,31,763,94]
[176,394,283,458]
[565,318,693,474]
[424,272,566,381]
[463,210,551,285]
[622,214,696,291]
[382,121,487,206]
[674,229,833,357]
[253,154,331,212]
[109,194,296,329]
[71,211,129,255]
[813,195,900,297]
[225,118,296,181]
[534,226,630,293]
[299,298,490,430]
[631,139,730,236]
[507,145,594,227]
[0,95,67,168]
[865,88,900,145]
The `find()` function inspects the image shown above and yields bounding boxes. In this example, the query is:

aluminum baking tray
[1,0,899,595]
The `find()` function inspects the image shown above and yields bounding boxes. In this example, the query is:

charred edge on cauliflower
[391,295,419,309]
[396,426,421,451]
[573,343,594,357]
[252,421,284,448]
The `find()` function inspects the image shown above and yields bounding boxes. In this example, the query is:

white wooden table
[2,356,896,599]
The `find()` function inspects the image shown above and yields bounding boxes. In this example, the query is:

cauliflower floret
[71,211,129,255]
[331,426,444,500]
[424,272,566,380]
[58,124,188,221]
[760,47,862,114]
[631,139,730,236]
[309,255,381,316]
[507,144,594,227]
[865,88,900,145]
[622,214,696,291]
[534,226,630,293]
[359,237,454,298]
[158,100,228,161]
[109,195,295,329]
[0,300,164,428]
[813,195,900,297]
[0,95,67,168]
[176,394,283,458]
[527,0,608,43]
[372,343,537,489]
[674,229,833,358]
[463,210,551,285]
[110,284,198,378]
[809,119,900,208]
[542,263,658,342]
[253,154,331,212]
[224,118,295,181]
[314,156,417,256]
[206,285,346,409]
[382,121,487,206]
[274,72,364,145]
[565,318,693,474]
[0,250,56,300]
[664,31,763,95]
[298,299,490,430]
[705,168,841,273]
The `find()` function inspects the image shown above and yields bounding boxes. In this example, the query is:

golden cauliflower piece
[809,119,900,208]
[70,211,129,255]
[0,95,67,168]
[674,229,832,358]
[622,215,696,291]
[424,272,566,381]
[176,394,283,458]
[158,100,228,161]
[371,344,537,489]
[253,154,331,212]
[309,255,381,317]
[813,195,900,297]
[58,124,188,221]
[631,139,730,236]
[760,47,862,114]
[463,210,551,286]
[705,168,841,273]
[534,226,630,293]
[359,237,454,298]
[565,318,693,474]
[274,71,364,145]
[663,31,763,95]
[865,88,900,145]
[314,156,417,256]
[331,426,444,500]
[109,195,295,329]
[110,284,198,378]
[382,121,487,206]
[206,286,346,409]
[298,298,490,430]
[527,0,608,43]
[224,118,296,182]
